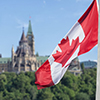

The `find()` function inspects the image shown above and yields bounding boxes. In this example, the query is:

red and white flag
[35,0,98,90]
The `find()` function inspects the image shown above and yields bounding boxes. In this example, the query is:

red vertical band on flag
[78,0,98,55]
[35,60,54,89]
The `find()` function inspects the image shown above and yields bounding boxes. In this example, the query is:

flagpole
[96,0,100,100]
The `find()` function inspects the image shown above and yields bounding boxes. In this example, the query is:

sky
[0,0,98,62]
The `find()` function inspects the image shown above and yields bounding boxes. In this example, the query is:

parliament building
[0,20,48,73]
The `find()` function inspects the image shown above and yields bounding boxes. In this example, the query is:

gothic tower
[10,29,39,72]
[26,20,35,55]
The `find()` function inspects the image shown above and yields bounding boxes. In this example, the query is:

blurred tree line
[0,64,97,100]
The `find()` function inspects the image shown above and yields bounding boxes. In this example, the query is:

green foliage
[37,88,54,100]
[0,68,97,100]
[26,85,38,100]
[14,72,31,89]
[81,63,85,74]
[36,52,39,57]
[0,92,3,100]
[0,74,7,91]
[61,71,80,92]
[53,93,70,100]
[75,92,90,100]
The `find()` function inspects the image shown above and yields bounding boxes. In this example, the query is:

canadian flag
[35,0,98,90]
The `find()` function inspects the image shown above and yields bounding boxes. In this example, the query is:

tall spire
[26,20,35,55]
[27,20,33,35]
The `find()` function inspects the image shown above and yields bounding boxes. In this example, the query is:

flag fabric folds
[35,0,98,90]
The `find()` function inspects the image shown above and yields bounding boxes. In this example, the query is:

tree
[22,93,31,100]
[37,88,54,100]
[75,92,90,100]
[81,63,85,74]
[25,71,35,85]
[0,68,97,100]
[13,72,31,90]
[36,52,39,57]
[26,85,37,100]
[61,71,79,91]
[3,92,15,100]
[53,93,70,100]
[0,74,7,91]
[0,92,3,100]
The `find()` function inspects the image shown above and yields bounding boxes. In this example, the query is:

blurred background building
[80,60,97,69]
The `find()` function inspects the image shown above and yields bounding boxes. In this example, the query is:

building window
[2,68,4,72]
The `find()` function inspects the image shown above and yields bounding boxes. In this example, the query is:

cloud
[42,0,46,8]
[60,7,64,10]
[94,60,97,62]
[76,0,81,2]
[54,0,61,2]
[73,12,83,17]
[43,0,46,4]
[16,18,28,28]
[76,0,91,2]
[56,0,61,1]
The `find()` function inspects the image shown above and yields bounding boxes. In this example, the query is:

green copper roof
[36,56,49,64]
[0,58,11,64]
[0,56,48,64]
[27,20,33,35]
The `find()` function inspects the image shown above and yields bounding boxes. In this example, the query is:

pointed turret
[21,29,27,41]
[12,45,14,53]
[12,45,15,59]
[19,28,28,45]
